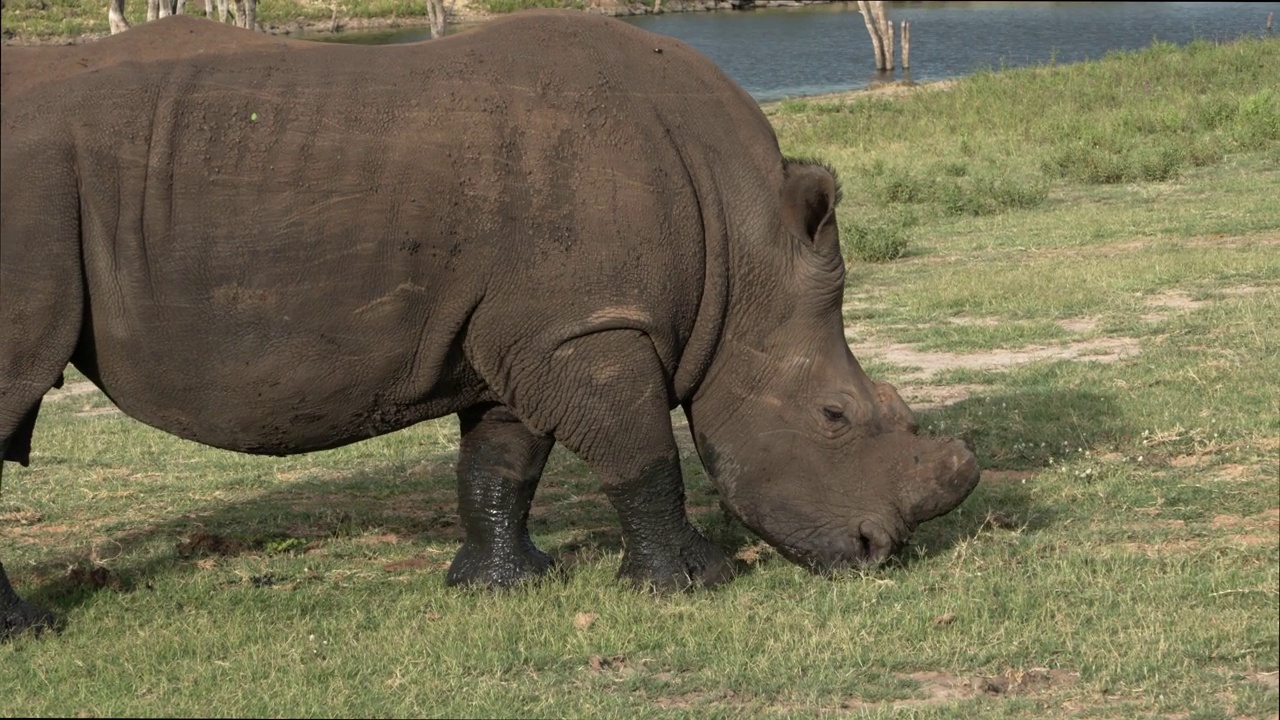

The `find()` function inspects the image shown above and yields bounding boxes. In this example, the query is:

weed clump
[844,222,908,263]
[841,206,915,262]
[867,162,1048,216]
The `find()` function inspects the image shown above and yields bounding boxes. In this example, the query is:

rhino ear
[781,159,842,256]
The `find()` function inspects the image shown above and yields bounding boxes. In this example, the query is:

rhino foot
[617,529,734,593]
[2,599,57,641]
[445,539,555,589]
[1,562,57,641]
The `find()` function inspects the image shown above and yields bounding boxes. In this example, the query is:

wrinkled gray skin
[0,12,979,637]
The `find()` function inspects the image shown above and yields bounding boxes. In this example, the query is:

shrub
[1233,88,1280,149]
[873,168,934,204]
[841,210,913,263]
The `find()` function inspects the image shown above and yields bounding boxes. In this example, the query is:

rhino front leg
[541,331,733,592]
[606,452,734,591]
[445,403,555,588]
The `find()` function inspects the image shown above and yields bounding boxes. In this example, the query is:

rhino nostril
[856,532,873,561]
[855,522,895,567]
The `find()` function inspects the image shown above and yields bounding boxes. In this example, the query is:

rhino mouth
[735,507,905,574]
[782,522,900,574]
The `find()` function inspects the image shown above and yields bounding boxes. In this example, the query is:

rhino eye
[821,405,846,422]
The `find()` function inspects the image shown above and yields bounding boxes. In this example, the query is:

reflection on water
[320,2,1278,100]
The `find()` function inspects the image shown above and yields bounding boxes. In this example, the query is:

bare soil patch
[1142,290,1209,323]
[838,669,1079,711]
[75,406,123,418]
[1121,509,1277,554]
[353,532,405,546]
[40,379,124,417]
[647,668,1078,712]
[43,381,99,401]
[1209,508,1280,546]
[896,383,989,411]
[1248,670,1280,693]
[0,508,43,526]
[766,79,960,109]
[944,315,1004,327]
[848,336,1141,380]
[1058,317,1101,333]
[382,553,449,574]
[981,469,1038,484]
[1209,463,1264,483]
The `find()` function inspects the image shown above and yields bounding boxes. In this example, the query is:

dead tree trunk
[147,0,159,21]
[174,0,186,14]
[426,0,447,38]
[884,12,894,70]
[872,0,893,71]
[230,0,255,29]
[108,0,130,33]
[856,0,893,72]
[901,20,911,71]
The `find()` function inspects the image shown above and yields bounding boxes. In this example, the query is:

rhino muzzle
[718,432,981,573]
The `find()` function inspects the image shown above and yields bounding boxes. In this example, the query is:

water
[625,2,1278,100]
[322,2,1278,101]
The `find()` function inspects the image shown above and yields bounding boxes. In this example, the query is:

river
[324,2,1278,101]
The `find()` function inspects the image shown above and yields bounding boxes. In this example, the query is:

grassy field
[0,0,439,40]
[3,37,1279,719]
[0,0,589,40]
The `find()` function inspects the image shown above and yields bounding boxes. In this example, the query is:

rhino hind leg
[0,446,58,640]
[0,562,56,641]
[445,403,556,589]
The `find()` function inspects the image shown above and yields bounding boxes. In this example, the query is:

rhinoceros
[0,11,979,636]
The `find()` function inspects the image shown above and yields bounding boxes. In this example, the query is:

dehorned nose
[855,520,895,567]
[952,447,981,492]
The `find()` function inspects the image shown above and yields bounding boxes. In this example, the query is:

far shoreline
[1,0,850,47]
[3,0,950,104]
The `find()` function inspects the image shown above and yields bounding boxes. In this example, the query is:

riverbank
[0,0,842,45]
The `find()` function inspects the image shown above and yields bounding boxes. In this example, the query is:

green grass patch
[3,34,1278,720]
[476,0,581,14]
[771,37,1279,264]
[0,0,439,39]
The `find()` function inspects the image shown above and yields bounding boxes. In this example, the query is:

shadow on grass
[13,443,761,617]
[901,386,1128,563]
[920,386,1128,472]
[15,386,1124,617]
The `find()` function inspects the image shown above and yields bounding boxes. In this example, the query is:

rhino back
[5,12,780,454]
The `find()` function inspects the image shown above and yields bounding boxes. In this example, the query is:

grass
[768,38,1279,262]
[476,0,581,15]
[3,37,1279,719]
[0,0,442,39]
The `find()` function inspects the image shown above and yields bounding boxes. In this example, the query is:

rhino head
[686,159,979,572]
